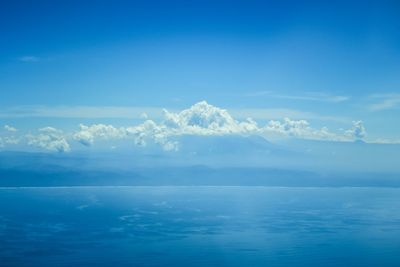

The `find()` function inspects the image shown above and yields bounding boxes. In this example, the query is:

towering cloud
[163,101,259,135]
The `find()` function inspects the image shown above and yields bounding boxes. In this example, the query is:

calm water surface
[0,186,399,266]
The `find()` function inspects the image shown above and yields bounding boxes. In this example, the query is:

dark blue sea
[0,186,399,267]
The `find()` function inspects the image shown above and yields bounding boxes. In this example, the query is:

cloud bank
[0,101,375,153]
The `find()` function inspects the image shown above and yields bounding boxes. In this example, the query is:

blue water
[0,186,399,267]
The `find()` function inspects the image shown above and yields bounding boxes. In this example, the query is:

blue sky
[0,0,400,150]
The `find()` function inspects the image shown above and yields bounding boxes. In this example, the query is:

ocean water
[0,186,399,267]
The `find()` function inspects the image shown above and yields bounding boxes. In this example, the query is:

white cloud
[122,102,355,149]
[126,120,180,151]
[1,101,373,152]
[125,119,173,149]
[274,93,349,103]
[73,122,180,151]
[345,121,366,140]
[0,125,20,148]
[369,94,400,111]
[0,137,18,148]
[162,101,259,136]
[3,137,19,145]
[245,91,350,103]
[0,105,348,123]
[0,106,164,119]
[4,125,17,132]
[370,138,400,144]
[73,101,259,151]
[27,127,70,152]
[74,124,125,146]
[262,118,345,141]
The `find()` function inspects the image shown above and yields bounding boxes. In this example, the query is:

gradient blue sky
[1,0,400,141]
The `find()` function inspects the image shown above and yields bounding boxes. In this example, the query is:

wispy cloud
[229,108,349,123]
[369,93,400,111]
[4,125,17,132]
[245,91,350,103]
[371,138,400,144]
[274,93,350,103]
[244,91,272,97]
[0,106,165,119]
[18,56,40,62]
[0,105,349,123]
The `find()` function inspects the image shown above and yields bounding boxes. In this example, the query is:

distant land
[1,135,399,187]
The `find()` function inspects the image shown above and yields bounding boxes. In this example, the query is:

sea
[0,186,399,266]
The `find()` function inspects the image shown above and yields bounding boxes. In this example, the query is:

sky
[0,0,400,153]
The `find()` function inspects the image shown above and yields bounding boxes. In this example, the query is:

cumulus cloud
[1,101,372,152]
[262,118,344,141]
[3,137,19,145]
[74,124,125,146]
[345,121,366,140]
[72,101,259,151]
[125,101,258,151]
[69,101,368,151]
[27,127,70,152]
[0,125,20,148]
[4,125,17,132]
[162,101,258,135]
[126,120,178,151]
[0,137,17,148]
